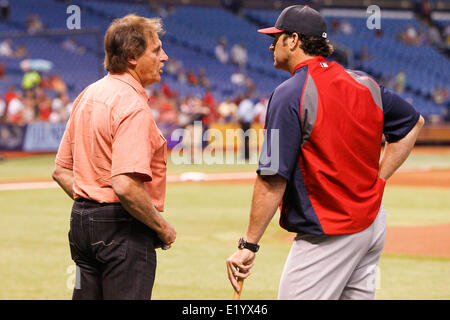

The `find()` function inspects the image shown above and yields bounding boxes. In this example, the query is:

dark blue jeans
[69,199,158,300]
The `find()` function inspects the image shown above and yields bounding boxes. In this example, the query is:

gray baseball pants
[278,205,386,300]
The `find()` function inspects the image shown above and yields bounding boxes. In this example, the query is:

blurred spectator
[22,70,41,90]
[178,96,194,127]
[340,20,353,35]
[0,98,5,121]
[3,85,18,105]
[236,95,254,160]
[394,70,406,93]
[198,68,211,90]
[418,0,432,23]
[38,97,52,122]
[230,69,246,86]
[0,62,4,79]
[22,94,36,123]
[14,44,28,58]
[166,58,183,76]
[0,39,13,57]
[177,66,187,83]
[398,25,421,46]
[202,91,218,125]
[218,98,237,123]
[432,86,449,105]
[192,96,210,124]
[26,14,45,34]
[0,0,10,23]
[215,36,229,64]
[253,98,268,125]
[6,96,24,124]
[231,43,247,68]
[22,89,37,120]
[49,92,70,123]
[61,38,86,54]
[161,82,176,98]
[428,25,442,45]
[49,74,67,93]
[187,69,198,86]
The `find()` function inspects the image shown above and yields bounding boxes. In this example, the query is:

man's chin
[147,75,161,86]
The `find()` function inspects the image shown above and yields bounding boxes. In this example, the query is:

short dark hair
[104,14,164,74]
[283,32,334,58]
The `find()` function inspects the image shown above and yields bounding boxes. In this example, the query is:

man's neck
[287,53,316,74]
[126,69,145,87]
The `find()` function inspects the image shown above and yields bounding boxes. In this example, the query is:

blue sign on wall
[22,122,67,152]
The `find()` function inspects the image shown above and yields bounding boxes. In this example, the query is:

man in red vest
[226,5,424,299]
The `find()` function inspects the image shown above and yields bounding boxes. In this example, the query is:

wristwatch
[238,237,260,253]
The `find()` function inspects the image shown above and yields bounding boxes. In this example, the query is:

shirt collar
[108,72,149,100]
[291,56,326,76]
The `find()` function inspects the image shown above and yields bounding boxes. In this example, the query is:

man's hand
[226,249,255,292]
[155,222,176,249]
[225,174,287,292]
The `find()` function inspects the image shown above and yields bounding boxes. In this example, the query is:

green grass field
[0,151,449,299]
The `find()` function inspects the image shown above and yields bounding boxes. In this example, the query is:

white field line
[0,181,58,191]
[0,166,443,191]
[0,172,257,191]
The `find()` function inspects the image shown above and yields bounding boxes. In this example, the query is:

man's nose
[161,49,168,61]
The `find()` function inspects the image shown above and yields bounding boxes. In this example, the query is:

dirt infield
[410,146,450,155]
[284,224,450,258]
[388,169,450,188]
[384,224,450,258]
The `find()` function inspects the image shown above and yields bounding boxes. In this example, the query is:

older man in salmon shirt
[52,14,176,300]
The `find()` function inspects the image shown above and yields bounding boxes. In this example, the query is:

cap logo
[320,62,328,68]
[322,32,327,38]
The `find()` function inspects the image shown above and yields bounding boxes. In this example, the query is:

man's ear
[289,33,300,51]
[127,57,137,68]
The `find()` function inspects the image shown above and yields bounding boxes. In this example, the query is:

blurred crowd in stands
[147,83,268,128]
[0,43,268,127]
[0,79,268,128]
[0,2,449,127]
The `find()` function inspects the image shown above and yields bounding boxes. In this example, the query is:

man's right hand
[156,222,176,249]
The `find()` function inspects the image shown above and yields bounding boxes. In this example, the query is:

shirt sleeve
[111,107,154,181]
[55,119,73,170]
[382,86,421,143]
[257,87,302,180]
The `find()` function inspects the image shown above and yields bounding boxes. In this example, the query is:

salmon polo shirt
[55,73,167,212]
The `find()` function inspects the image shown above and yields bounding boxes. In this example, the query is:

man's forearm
[52,165,74,199]
[111,174,169,234]
[379,115,425,180]
[245,174,287,244]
